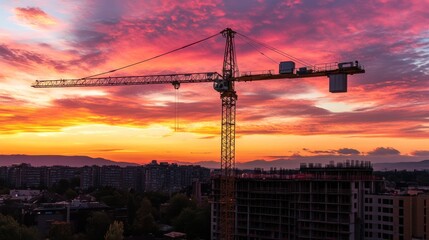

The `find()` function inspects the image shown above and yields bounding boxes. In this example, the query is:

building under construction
[211,161,384,240]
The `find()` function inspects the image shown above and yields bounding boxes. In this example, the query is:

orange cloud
[0,0,428,164]
[15,7,57,29]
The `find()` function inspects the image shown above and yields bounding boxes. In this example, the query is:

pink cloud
[0,0,428,143]
[15,7,57,29]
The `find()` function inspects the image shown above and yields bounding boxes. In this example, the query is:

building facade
[211,161,384,240]
[363,194,413,240]
[1,162,210,194]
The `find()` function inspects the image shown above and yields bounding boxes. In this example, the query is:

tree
[173,204,211,240]
[94,188,127,208]
[163,194,195,223]
[49,221,73,240]
[64,188,78,200]
[173,208,197,238]
[132,198,157,235]
[127,192,138,226]
[54,179,70,195]
[86,211,111,240]
[142,192,169,209]
[0,213,39,240]
[104,221,124,240]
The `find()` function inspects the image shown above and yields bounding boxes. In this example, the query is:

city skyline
[0,1,428,165]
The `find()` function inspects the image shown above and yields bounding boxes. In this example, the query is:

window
[399,200,404,207]
[383,207,392,213]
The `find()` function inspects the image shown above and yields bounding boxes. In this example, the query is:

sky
[0,0,428,165]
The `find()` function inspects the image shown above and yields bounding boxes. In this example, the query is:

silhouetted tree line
[374,170,429,188]
[0,181,211,239]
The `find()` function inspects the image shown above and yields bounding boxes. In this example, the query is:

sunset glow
[1,0,428,165]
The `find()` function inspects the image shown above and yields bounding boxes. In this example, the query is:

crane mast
[219,28,237,240]
[32,28,365,240]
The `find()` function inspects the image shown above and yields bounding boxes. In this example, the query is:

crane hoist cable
[175,85,180,131]
[236,32,313,67]
[81,32,221,79]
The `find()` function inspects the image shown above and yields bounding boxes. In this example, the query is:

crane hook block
[172,81,180,90]
[213,80,230,93]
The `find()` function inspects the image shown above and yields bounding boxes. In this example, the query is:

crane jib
[32,72,223,88]
[32,67,364,88]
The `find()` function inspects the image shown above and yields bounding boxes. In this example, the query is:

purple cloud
[412,151,429,157]
[337,148,361,155]
[368,147,400,156]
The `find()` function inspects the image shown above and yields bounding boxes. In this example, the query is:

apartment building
[7,164,44,188]
[412,193,429,239]
[47,166,78,187]
[363,194,413,240]
[1,162,210,194]
[80,165,100,190]
[362,192,429,240]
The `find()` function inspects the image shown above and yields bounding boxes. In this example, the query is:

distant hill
[0,155,139,167]
[373,160,429,171]
[184,159,429,171]
[2,154,428,171]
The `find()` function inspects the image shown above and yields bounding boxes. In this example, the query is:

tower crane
[32,28,365,240]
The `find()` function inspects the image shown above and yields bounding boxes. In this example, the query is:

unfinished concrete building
[211,161,384,240]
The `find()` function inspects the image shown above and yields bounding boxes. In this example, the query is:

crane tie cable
[236,35,278,64]
[236,32,313,67]
[81,32,221,79]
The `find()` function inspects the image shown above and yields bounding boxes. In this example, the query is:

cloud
[412,151,429,157]
[92,149,124,152]
[0,44,69,71]
[368,147,400,156]
[337,148,361,155]
[303,149,336,154]
[0,0,428,165]
[198,136,216,139]
[302,148,361,156]
[265,155,292,159]
[15,7,57,29]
